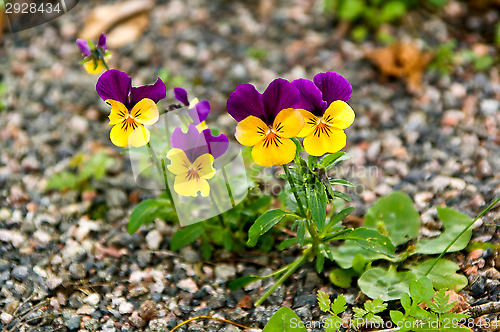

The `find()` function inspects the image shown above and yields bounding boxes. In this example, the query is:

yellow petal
[109,120,136,147]
[166,148,191,175]
[173,174,211,197]
[188,97,199,107]
[106,99,128,125]
[296,109,318,137]
[84,59,106,74]
[196,121,208,132]
[272,108,304,138]
[128,125,151,147]
[235,116,269,147]
[323,100,355,130]
[251,135,296,167]
[192,154,216,179]
[131,98,159,125]
[303,127,346,157]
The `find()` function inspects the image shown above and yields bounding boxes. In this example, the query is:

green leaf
[329,268,356,289]
[329,179,354,187]
[325,315,343,332]
[409,277,434,304]
[331,294,347,315]
[365,192,420,246]
[358,265,416,301]
[344,228,396,257]
[170,223,206,251]
[263,306,307,332]
[332,241,386,269]
[307,182,327,231]
[338,0,364,21]
[228,275,263,291]
[365,298,387,314]
[297,220,306,246]
[279,238,300,250]
[316,253,325,273]
[247,209,287,247]
[414,207,473,255]
[320,152,351,170]
[128,199,162,235]
[389,310,405,325]
[430,290,455,314]
[317,290,332,312]
[410,259,468,291]
[325,207,354,234]
[379,1,407,23]
[330,190,352,202]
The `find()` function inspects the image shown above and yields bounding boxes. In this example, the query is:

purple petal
[262,78,300,122]
[313,72,352,104]
[98,33,107,50]
[292,78,328,116]
[96,69,131,105]
[202,129,229,160]
[130,78,166,105]
[77,39,91,57]
[170,124,203,162]
[227,84,266,123]
[187,100,210,125]
[174,87,189,106]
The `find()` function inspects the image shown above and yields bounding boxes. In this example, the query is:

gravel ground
[0,0,499,331]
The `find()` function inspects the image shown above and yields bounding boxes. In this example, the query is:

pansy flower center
[313,116,333,137]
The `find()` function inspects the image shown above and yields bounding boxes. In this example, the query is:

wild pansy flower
[227,79,304,167]
[293,72,355,156]
[97,69,166,147]
[174,87,210,130]
[167,124,229,197]
[77,33,111,74]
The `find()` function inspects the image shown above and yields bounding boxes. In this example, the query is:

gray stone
[12,265,29,281]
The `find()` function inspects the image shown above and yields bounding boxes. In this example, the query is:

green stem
[221,168,236,207]
[282,164,307,218]
[425,196,500,276]
[254,248,310,306]
[209,192,225,226]
[160,159,176,213]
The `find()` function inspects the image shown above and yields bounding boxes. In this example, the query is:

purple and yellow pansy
[293,72,355,156]
[77,33,110,74]
[174,87,210,131]
[227,79,304,167]
[96,69,166,147]
[167,124,229,197]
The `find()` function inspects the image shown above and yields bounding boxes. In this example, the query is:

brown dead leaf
[80,0,154,48]
[365,42,433,93]
[446,290,470,313]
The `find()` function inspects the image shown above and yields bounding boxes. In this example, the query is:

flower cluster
[227,72,355,166]
[77,33,111,74]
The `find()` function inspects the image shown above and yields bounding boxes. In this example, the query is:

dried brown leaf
[365,42,433,93]
[80,0,154,47]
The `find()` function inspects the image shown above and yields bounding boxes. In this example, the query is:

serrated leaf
[365,192,420,246]
[247,209,287,247]
[263,306,307,332]
[331,294,347,315]
[365,298,387,314]
[170,223,205,251]
[325,207,353,234]
[325,315,343,332]
[317,290,332,312]
[414,207,473,255]
[431,290,455,314]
